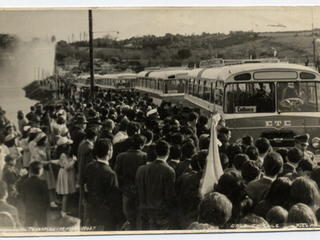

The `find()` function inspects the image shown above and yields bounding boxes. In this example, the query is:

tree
[177,48,192,59]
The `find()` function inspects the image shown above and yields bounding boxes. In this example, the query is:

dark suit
[145,160,179,230]
[81,161,125,230]
[0,200,21,227]
[110,138,131,169]
[175,159,191,180]
[135,164,149,230]
[114,149,147,230]
[70,127,86,158]
[246,177,273,207]
[21,175,50,227]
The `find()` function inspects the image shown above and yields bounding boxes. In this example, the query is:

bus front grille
[260,131,296,148]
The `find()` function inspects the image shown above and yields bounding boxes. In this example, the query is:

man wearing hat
[87,117,102,132]
[294,134,315,162]
[70,116,87,158]
[17,110,28,134]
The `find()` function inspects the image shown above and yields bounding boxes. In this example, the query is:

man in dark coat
[278,147,303,178]
[70,116,87,158]
[81,139,125,230]
[114,134,147,230]
[21,161,50,227]
[144,140,179,230]
[99,119,115,141]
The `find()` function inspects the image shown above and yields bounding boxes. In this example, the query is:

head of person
[190,149,207,171]
[127,121,141,137]
[198,115,208,126]
[239,213,270,229]
[154,140,170,160]
[242,135,253,147]
[219,153,229,171]
[188,112,199,125]
[181,142,197,159]
[170,146,182,161]
[265,177,292,206]
[180,126,194,138]
[56,137,73,158]
[245,146,259,161]
[214,168,246,204]
[297,158,315,177]
[263,152,283,177]
[130,134,146,150]
[233,153,249,171]
[294,134,310,152]
[170,132,184,146]
[266,206,288,227]
[198,192,232,226]
[118,118,130,132]
[241,160,261,183]
[17,110,24,120]
[290,177,320,211]
[29,161,43,176]
[74,116,88,129]
[85,127,99,142]
[287,147,304,165]
[219,127,231,141]
[4,134,17,148]
[276,148,289,163]
[141,129,153,145]
[93,138,113,161]
[35,132,47,147]
[287,203,317,226]
[102,119,115,132]
[255,137,271,155]
[226,144,243,167]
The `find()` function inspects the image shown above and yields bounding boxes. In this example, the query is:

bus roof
[191,63,320,81]
[100,74,118,79]
[117,73,137,79]
[148,69,191,79]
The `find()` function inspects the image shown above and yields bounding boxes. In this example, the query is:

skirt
[41,164,56,190]
[56,167,76,195]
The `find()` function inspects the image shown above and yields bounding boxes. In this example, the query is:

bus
[199,58,280,68]
[185,63,320,162]
[135,68,190,105]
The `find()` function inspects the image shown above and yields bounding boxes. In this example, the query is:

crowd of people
[0,88,320,231]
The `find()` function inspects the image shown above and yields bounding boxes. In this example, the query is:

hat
[146,108,158,117]
[34,132,46,143]
[30,127,42,134]
[17,110,23,115]
[4,134,16,142]
[57,136,73,146]
[88,117,102,125]
[4,154,14,163]
[74,116,88,125]
[294,134,310,143]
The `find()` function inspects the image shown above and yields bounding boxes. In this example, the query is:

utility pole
[89,10,95,102]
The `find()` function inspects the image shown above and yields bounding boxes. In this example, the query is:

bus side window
[210,82,215,104]
[224,84,234,113]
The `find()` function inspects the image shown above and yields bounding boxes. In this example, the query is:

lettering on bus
[265,120,292,127]
[235,106,257,113]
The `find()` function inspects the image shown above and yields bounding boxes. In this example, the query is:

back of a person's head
[287,147,304,163]
[290,177,320,210]
[233,153,249,171]
[198,192,232,226]
[242,135,253,146]
[29,161,43,175]
[191,150,207,171]
[310,167,320,190]
[141,129,154,144]
[130,134,146,149]
[119,118,130,132]
[170,146,181,160]
[127,121,141,137]
[94,139,112,159]
[162,124,172,137]
[181,142,196,159]
[188,112,199,122]
[266,206,288,226]
[154,140,170,158]
[0,181,8,200]
[180,126,193,136]
[239,213,270,229]
[226,144,242,166]
[265,177,292,205]
[30,106,35,111]
[297,158,315,172]
[103,119,114,129]
[219,127,230,135]
[219,153,229,170]
[276,148,289,163]
[85,127,98,140]
[241,160,261,183]
[215,168,246,204]
[287,203,318,226]
[198,115,208,125]
[245,146,259,161]
[263,152,283,177]
[199,136,210,150]
[255,137,270,154]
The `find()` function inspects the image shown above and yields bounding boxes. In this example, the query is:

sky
[0,6,319,42]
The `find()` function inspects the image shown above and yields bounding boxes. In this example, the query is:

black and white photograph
[0,4,320,238]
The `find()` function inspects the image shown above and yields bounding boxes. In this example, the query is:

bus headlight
[311,137,320,149]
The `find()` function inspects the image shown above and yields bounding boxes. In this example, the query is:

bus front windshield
[277,82,320,112]
[225,82,275,113]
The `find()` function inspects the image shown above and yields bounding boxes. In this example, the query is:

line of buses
[74,58,320,162]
